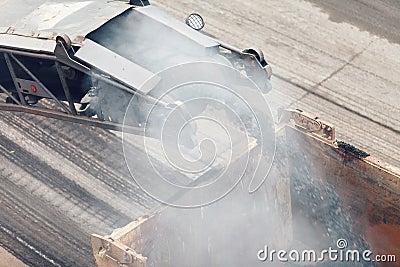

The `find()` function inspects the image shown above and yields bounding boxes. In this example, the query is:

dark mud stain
[337,141,370,159]
[307,0,400,44]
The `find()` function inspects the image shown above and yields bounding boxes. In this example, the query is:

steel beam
[0,83,21,105]
[0,102,144,135]
[3,53,27,105]
[9,53,70,113]
[55,62,77,115]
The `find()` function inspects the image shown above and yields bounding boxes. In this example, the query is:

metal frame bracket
[278,108,336,143]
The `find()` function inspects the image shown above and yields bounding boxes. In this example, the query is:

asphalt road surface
[0,0,399,266]
[308,0,400,44]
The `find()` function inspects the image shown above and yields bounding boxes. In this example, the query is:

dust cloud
[86,5,372,267]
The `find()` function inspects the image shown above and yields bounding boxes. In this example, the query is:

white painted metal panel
[75,39,160,93]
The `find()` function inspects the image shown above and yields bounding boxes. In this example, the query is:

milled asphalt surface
[308,0,400,44]
[0,0,399,266]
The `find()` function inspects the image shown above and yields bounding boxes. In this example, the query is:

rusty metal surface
[286,125,400,257]
[91,215,156,267]
[279,109,336,143]
[91,234,147,267]
[0,0,131,45]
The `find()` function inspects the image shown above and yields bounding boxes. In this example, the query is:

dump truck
[90,109,399,266]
